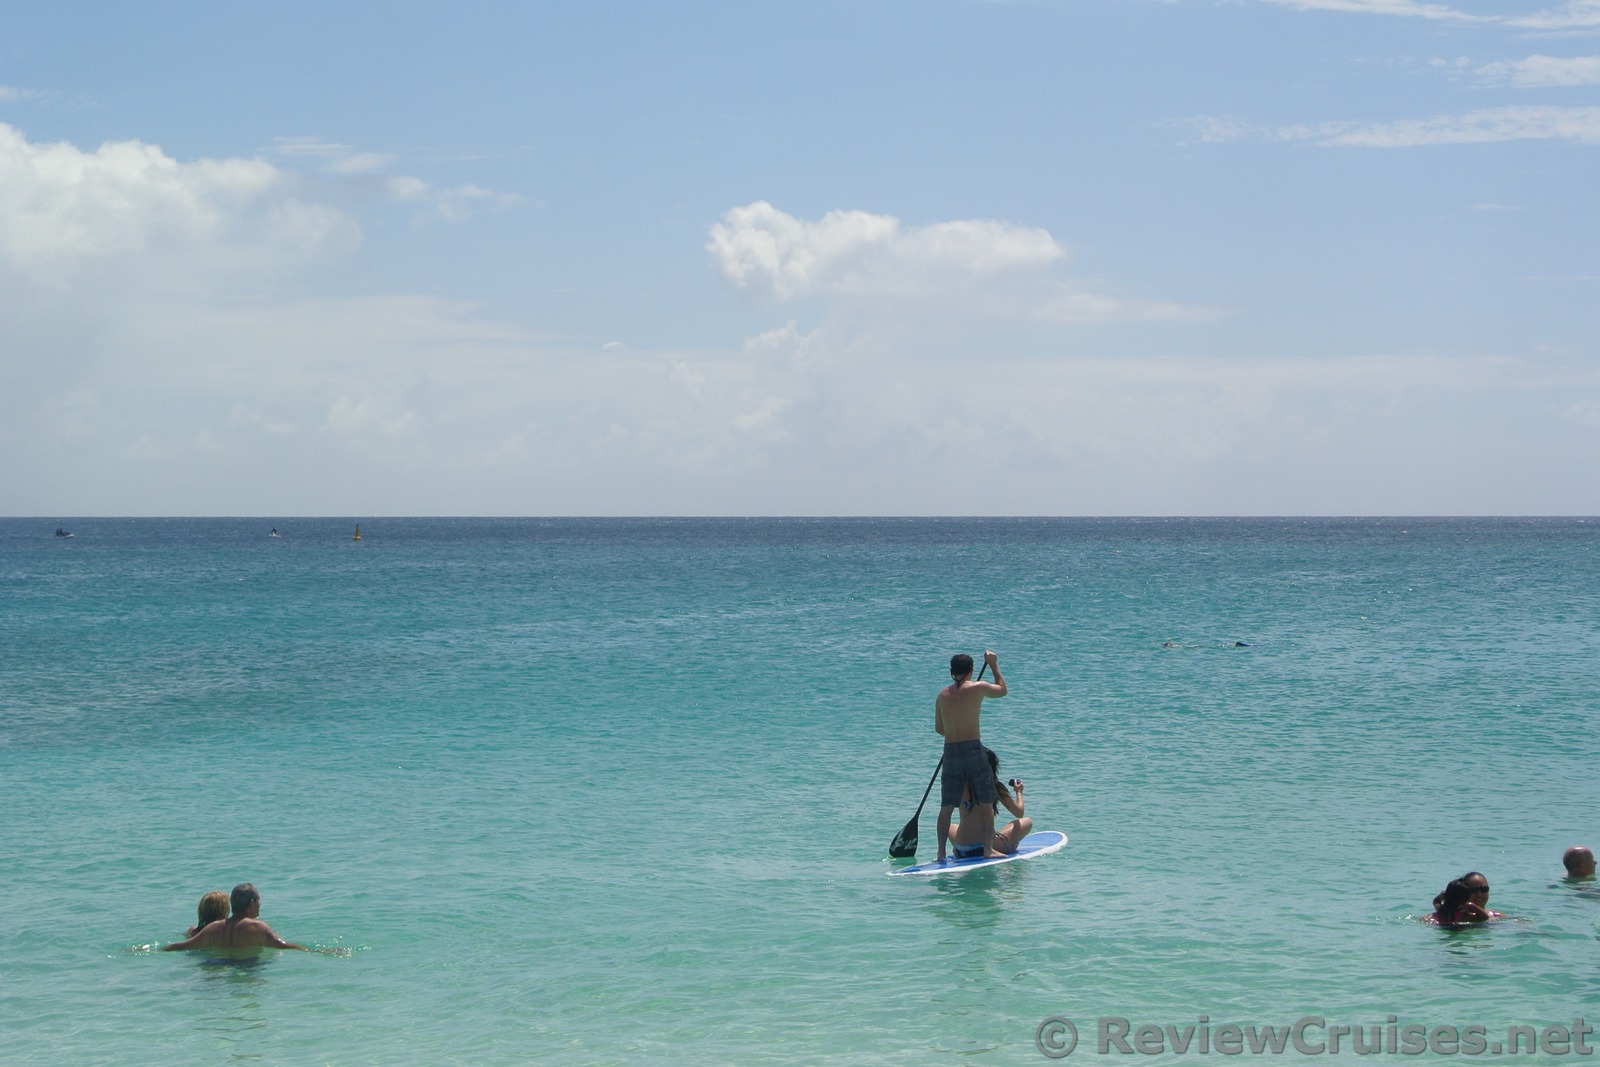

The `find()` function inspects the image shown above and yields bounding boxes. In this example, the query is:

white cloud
[1259,0,1600,26]
[1504,0,1600,28]
[1479,55,1600,87]
[0,122,356,286]
[1258,0,1479,21]
[707,200,1063,300]
[382,174,519,221]
[1312,105,1600,145]
[707,201,1209,323]
[1191,105,1600,146]
[270,135,518,220]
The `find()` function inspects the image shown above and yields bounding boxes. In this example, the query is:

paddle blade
[889,817,919,858]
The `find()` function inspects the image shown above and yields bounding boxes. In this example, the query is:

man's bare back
[174,916,302,950]
[935,650,1006,742]
[933,650,1009,859]
[161,883,306,952]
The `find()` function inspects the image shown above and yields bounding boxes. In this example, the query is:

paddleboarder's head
[950,653,973,682]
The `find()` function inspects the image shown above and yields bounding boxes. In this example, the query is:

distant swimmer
[269,528,279,537]
[934,650,1008,861]
[162,883,308,952]
[1427,872,1501,926]
[185,890,230,938]
[1564,846,1596,881]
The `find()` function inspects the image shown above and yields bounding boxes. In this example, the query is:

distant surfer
[161,883,308,952]
[934,650,1007,861]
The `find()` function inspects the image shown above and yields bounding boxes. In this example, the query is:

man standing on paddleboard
[934,650,1007,860]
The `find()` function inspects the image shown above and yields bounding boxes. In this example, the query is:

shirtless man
[161,883,308,952]
[1564,846,1596,881]
[934,649,1007,860]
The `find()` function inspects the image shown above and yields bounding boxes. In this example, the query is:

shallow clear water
[3,517,1599,1064]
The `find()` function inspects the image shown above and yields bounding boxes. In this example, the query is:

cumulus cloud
[707,201,1209,323]
[0,122,357,290]
[707,200,1063,300]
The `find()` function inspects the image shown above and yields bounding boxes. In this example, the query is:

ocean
[3,517,1598,1065]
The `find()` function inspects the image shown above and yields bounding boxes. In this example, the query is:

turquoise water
[3,517,1599,1065]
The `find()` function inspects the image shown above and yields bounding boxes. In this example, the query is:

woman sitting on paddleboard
[949,748,1031,859]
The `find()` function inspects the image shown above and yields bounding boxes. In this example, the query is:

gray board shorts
[940,739,996,809]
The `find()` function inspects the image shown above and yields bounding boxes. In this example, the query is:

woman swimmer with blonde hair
[186,891,230,937]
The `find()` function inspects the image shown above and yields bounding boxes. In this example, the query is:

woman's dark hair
[1432,871,1487,923]
[984,746,1007,795]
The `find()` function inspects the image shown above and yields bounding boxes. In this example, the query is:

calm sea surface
[3,517,1599,1065]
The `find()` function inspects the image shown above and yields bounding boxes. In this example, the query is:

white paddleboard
[888,830,1067,876]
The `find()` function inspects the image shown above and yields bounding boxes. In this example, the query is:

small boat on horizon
[353,524,362,541]
[54,528,73,538]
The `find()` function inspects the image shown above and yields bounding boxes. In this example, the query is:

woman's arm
[996,779,1025,818]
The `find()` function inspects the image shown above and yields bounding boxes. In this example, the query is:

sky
[2,0,1598,516]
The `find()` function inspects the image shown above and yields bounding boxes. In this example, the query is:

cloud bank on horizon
[1,0,1597,515]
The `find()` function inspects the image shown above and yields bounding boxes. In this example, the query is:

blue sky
[3,0,1598,515]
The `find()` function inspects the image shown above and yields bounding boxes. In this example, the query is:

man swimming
[161,883,308,952]
[934,649,1007,861]
[1564,846,1596,881]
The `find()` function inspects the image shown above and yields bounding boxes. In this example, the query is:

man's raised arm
[982,650,1007,698]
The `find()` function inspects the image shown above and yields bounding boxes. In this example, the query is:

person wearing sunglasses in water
[1429,872,1502,926]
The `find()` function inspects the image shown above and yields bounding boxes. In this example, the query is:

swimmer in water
[162,883,308,952]
[1429,872,1501,926]
[185,891,230,938]
[1563,846,1596,881]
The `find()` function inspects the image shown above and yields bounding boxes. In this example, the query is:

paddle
[888,661,986,858]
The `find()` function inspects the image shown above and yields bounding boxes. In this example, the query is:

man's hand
[984,649,999,668]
